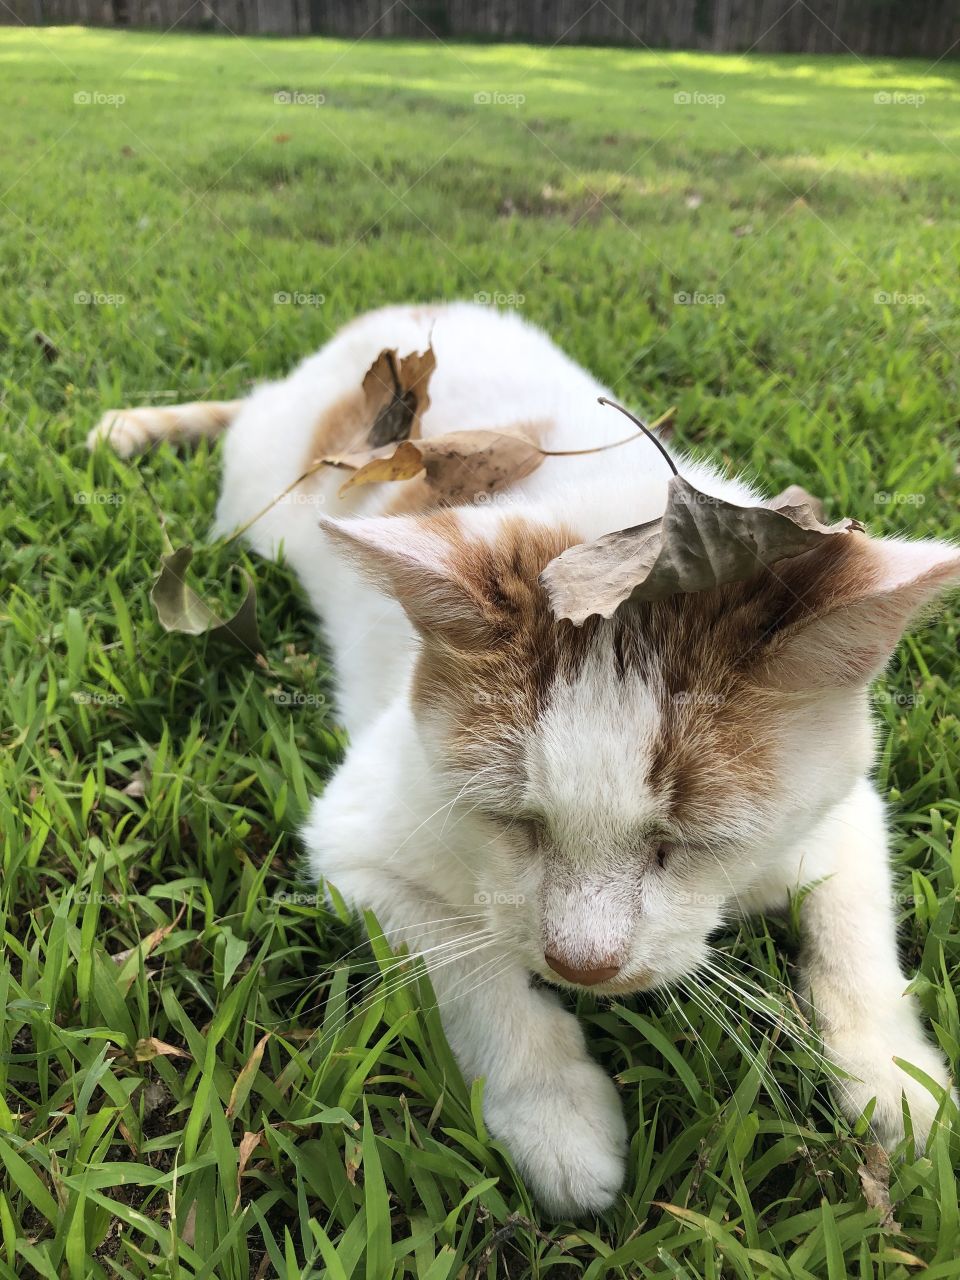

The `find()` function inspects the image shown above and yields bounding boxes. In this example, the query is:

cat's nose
[544,951,621,987]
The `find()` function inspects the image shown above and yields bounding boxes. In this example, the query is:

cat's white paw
[827,1028,955,1152]
[87,410,149,457]
[485,1057,627,1218]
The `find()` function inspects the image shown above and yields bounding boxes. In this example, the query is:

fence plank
[2,0,957,59]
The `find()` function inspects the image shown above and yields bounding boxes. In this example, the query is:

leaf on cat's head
[362,345,436,448]
[327,429,544,503]
[151,545,264,657]
[540,475,862,625]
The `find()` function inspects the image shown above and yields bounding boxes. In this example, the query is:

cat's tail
[86,399,243,458]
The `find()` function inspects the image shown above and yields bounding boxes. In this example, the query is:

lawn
[2,24,960,1279]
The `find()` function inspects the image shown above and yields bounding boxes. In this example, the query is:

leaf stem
[597,397,679,476]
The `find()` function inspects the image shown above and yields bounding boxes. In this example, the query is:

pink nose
[544,952,621,987]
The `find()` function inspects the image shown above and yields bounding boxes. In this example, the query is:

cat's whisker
[685,969,835,1191]
[278,936,501,1056]
[679,976,804,1133]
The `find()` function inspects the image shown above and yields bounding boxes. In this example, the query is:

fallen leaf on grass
[362,345,436,447]
[122,768,149,798]
[344,1135,362,1184]
[112,905,186,994]
[132,1037,190,1062]
[151,545,263,656]
[226,1033,271,1119]
[858,1142,901,1233]
[541,473,860,625]
[234,1131,264,1211]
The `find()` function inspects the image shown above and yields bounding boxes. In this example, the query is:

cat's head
[323,501,960,994]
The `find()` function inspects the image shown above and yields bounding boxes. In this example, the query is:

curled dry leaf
[540,473,862,625]
[151,545,263,656]
[234,1131,265,1212]
[328,429,545,504]
[363,345,436,447]
[858,1142,901,1233]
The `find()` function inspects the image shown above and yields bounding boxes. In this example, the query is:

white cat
[89,302,958,1216]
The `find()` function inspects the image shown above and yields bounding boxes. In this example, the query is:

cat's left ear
[761,534,960,690]
[319,513,496,649]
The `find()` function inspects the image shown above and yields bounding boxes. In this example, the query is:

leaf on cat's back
[363,345,436,447]
[333,440,426,492]
[330,430,544,503]
[151,545,264,657]
[541,474,862,625]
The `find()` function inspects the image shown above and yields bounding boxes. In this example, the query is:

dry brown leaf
[344,1135,362,1184]
[541,473,861,625]
[112,905,185,993]
[330,429,545,503]
[122,768,149,798]
[181,1202,197,1248]
[362,345,436,447]
[234,1131,264,1212]
[333,440,426,492]
[858,1143,901,1233]
[133,1036,190,1062]
[226,1032,271,1119]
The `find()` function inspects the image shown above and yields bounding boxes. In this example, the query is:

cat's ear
[760,534,960,691]
[319,513,495,649]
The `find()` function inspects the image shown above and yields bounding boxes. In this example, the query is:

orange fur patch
[412,527,881,824]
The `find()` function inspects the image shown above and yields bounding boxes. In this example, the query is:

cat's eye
[655,844,669,869]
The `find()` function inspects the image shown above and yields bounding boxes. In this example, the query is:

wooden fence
[2,0,956,59]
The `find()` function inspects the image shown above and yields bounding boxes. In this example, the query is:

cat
[89,302,959,1217]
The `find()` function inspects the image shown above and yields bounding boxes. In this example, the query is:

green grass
[2,24,960,1279]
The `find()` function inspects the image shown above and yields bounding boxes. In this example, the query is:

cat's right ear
[319,513,495,649]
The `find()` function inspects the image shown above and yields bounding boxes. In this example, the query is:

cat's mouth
[533,965,656,996]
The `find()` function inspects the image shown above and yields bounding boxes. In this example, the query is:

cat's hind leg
[87,400,243,458]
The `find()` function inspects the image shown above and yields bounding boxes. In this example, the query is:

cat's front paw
[485,1057,627,1218]
[827,1027,955,1152]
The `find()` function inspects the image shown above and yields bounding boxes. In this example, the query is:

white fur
[133,303,955,1214]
